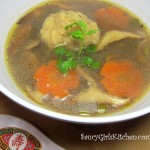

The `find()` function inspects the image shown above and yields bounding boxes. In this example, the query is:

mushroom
[97,30,142,51]
[73,86,130,107]
[25,39,40,50]
[74,67,130,107]
[25,86,44,104]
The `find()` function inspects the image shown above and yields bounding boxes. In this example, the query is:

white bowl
[0,0,150,124]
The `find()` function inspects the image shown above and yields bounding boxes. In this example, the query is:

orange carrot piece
[94,7,129,31]
[34,60,80,98]
[100,60,144,99]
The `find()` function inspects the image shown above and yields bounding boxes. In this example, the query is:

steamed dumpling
[40,10,100,50]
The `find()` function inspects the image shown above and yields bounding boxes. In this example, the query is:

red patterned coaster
[0,127,42,150]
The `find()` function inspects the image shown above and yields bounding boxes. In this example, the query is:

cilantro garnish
[65,20,98,55]
[53,20,101,74]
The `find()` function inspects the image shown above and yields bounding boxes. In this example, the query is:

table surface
[0,92,150,150]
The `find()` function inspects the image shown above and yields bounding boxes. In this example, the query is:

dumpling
[40,10,100,51]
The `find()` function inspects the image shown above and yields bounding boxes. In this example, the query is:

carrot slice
[94,7,129,31]
[100,60,144,99]
[34,60,79,98]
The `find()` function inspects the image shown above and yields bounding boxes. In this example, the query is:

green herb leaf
[67,58,78,69]
[65,20,87,33]
[86,29,98,35]
[77,20,87,33]
[57,59,68,74]
[70,30,84,40]
[57,58,77,74]
[54,46,67,56]
[54,46,75,58]
[66,51,75,58]
[85,45,97,53]
[65,22,77,30]
[81,56,101,69]
[54,20,101,74]
[81,56,95,66]
[65,20,98,56]
[91,61,101,69]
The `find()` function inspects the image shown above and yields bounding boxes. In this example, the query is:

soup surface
[5,0,150,116]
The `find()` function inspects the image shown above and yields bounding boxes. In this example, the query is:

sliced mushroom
[97,30,142,51]
[25,86,44,104]
[13,24,32,46]
[73,86,130,107]
[11,24,32,53]
[77,66,97,86]
[21,51,39,69]
[76,67,130,107]
[25,39,40,50]
[18,8,45,24]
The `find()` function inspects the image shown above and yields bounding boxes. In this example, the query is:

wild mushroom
[97,30,142,51]
[75,67,130,107]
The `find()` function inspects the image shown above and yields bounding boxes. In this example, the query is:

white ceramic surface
[0,115,64,150]
[0,0,150,124]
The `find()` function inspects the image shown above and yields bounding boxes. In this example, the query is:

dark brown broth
[5,0,150,116]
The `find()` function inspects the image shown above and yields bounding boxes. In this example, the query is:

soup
[5,0,150,116]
